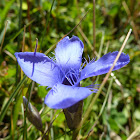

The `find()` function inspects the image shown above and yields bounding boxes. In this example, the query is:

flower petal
[81,51,130,79]
[15,52,62,87]
[55,36,84,71]
[44,84,93,109]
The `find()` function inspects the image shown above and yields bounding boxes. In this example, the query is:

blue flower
[15,36,130,109]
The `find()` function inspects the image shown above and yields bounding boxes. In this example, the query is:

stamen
[80,61,86,70]
[86,84,99,88]
[89,57,96,63]
[70,73,76,84]
[84,57,88,64]
[73,71,79,80]
[88,55,90,62]
[34,38,38,56]
[65,76,73,86]
[86,82,99,93]
[49,56,56,62]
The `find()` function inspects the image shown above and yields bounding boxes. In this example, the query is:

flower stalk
[63,100,83,130]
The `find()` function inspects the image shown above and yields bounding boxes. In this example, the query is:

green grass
[0,0,140,139]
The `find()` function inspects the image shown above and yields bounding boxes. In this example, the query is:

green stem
[40,0,55,51]
[93,0,96,57]
[23,81,35,140]
[72,129,79,140]
[16,0,22,84]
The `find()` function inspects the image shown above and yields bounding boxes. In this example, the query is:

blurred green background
[0,0,140,139]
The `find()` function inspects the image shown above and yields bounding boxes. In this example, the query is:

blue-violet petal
[44,83,93,109]
[15,52,62,87]
[81,51,130,79]
[55,36,84,71]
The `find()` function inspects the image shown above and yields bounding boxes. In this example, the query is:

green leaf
[0,0,15,29]
[11,92,23,138]
[38,85,48,98]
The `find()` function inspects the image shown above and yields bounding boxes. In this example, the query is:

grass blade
[11,91,22,139]
[0,75,27,122]
[40,0,55,51]
[0,0,15,29]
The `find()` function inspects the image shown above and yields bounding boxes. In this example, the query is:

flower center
[62,73,77,86]
[62,69,79,86]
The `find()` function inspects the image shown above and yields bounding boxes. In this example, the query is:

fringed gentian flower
[15,36,129,109]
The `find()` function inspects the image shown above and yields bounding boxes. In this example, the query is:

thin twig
[122,1,139,42]
[23,81,35,140]
[93,0,96,57]
[27,0,32,50]
[127,125,140,140]
[50,110,54,140]
[74,29,132,139]
[4,50,16,61]
[41,110,62,140]
[98,31,104,59]
[40,0,55,51]
[86,77,113,139]
[104,41,109,55]
[22,25,26,52]
[44,9,91,55]
[77,26,99,57]
[0,20,8,53]
[60,8,91,41]
[16,0,23,84]
[21,25,26,84]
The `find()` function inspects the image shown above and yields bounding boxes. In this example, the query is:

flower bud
[63,100,83,130]
[23,96,43,132]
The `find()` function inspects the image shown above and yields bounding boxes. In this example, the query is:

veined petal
[55,36,84,71]
[44,84,93,109]
[15,52,62,87]
[81,51,130,79]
